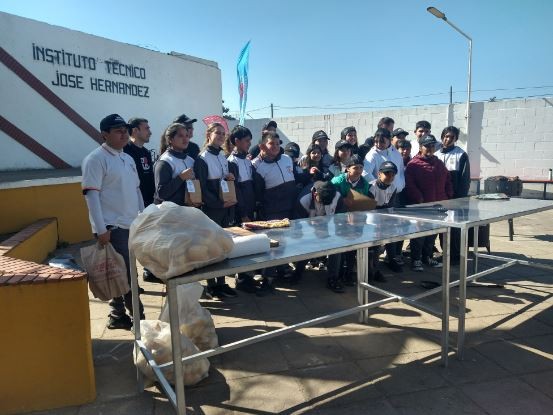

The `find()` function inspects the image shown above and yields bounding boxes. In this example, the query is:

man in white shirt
[82,114,145,330]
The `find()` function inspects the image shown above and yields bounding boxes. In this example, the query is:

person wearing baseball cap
[391,128,409,147]
[368,161,403,273]
[405,134,453,272]
[171,114,200,159]
[82,114,145,329]
[311,130,333,170]
[328,140,353,178]
[293,181,346,292]
[340,126,359,154]
[363,128,405,195]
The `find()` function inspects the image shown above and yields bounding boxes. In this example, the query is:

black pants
[439,228,461,260]
[107,228,144,319]
[411,235,437,262]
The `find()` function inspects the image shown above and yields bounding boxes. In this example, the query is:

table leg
[441,228,450,367]
[473,225,479,274]
[167,281,186,415]
[129,249,144,392]
[357,247,369,323]
[457,229,468,360]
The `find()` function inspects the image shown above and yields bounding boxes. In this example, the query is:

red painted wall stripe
[0,47,103,144]
[0,116,71,169]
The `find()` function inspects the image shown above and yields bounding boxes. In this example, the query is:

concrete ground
[31,209,553,415]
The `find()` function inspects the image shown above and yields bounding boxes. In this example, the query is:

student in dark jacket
[405,135,453,272]
[293,181,347,292]
[300,143,333,183]
[252,131,298,292]
[173,114,201,159]
[194,122,238,299]
[436,126,471,264]
[125,117,155,206]
[154,123,196,206]
[227,126,256,222]
[227,126,261,294]
[436,126,470,198]
[252,131,298,220]
[125,117,158,283]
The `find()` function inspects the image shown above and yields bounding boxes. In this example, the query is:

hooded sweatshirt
[405,154,453,204]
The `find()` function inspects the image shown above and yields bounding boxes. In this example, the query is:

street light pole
[427,6,472,143]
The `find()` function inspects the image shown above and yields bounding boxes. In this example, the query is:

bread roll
[187,245,209,262]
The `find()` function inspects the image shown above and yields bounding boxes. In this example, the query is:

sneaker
[255,279,274,297]
[412,260,424,272]
[235,278,257,294]
[207,286,222,300]
[386,259,403,273]
[371,270,387,282]
[394,255,405,266]
[201,286,214,300]
[106,314,132,330]
[423,257,443,268]
[327,279,345,293]
[219,284,238,298]
[143,269,163,284]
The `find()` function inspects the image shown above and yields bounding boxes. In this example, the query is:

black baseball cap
[173,114,197,124]
[379,161,398,174]
[263,120,278,130]
[335,139,353,150]
[284,142,300,159]
[312,130,330,142]
[100,114,128,132]
[392,128,409,138]
[420,134,439,147]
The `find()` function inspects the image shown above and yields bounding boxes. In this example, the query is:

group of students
[119,114,470,297]
[82,111,471,329]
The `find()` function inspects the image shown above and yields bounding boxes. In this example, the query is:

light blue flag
[236,41,251,126]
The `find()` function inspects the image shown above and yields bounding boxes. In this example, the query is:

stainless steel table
[381,197,553,359]
[129,211,450,415]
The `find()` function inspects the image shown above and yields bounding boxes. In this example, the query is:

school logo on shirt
[140,156,151,171]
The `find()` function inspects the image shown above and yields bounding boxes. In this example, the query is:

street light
[427,6,472,144]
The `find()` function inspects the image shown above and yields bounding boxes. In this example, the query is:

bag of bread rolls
[129,202,234,280]
[134,320,210,386]
[159,282,218,351]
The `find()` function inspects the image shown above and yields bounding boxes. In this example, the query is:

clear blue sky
[3,0,553,118]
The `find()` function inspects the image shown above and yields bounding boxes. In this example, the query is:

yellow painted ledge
[3,218,58,264]
[0,181,92,244]
[0,279,96,414]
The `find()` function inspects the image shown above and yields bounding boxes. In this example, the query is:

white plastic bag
[134,320,210,386]
[129,202,234,280]
[160,283,218,351]
[80,242,129,301]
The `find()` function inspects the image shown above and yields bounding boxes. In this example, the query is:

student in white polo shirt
[82,114,145,330]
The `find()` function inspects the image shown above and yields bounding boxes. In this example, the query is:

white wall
[237,97,553,179]
[0,12,222,170]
